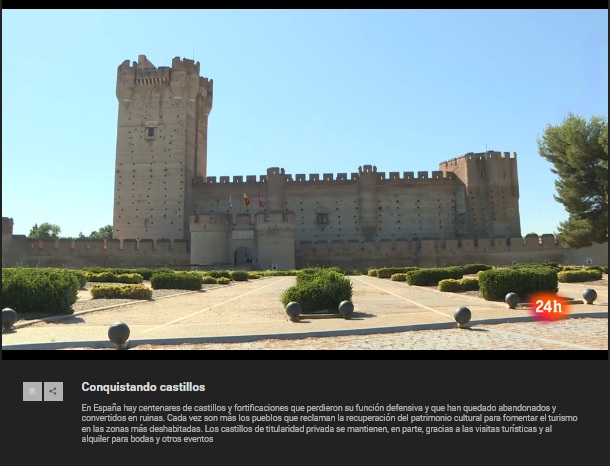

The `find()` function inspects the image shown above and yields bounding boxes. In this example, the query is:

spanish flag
[243,193,250,207]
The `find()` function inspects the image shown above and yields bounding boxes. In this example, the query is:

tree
[88,225,113,240]
[537,113,608,248]
[27,222,61,241]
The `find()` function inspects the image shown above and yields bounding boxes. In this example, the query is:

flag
[258,192,265,208]
[229,195,233,211]
[243,193,250,207]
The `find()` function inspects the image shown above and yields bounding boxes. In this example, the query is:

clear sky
[2,9,608,239]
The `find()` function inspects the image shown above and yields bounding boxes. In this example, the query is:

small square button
[44,382,64,401]
[23,382,43,401]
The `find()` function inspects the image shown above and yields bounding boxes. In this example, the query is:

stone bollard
[108,322,130,349]
[2,308,18,331]
[338,300,354,319]
[454,306,471,329]
[285,302,301,322]
[582,289,597,305]
[505,292,520,309]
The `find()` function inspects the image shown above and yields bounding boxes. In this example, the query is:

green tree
[27,222,61,241]
[88,225,113,240]
[537,113,608,248]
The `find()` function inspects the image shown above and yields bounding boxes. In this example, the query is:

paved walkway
[2,275,608,351]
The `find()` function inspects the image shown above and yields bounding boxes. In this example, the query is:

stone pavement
[2,275,608,351]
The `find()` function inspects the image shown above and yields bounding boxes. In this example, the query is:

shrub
[390,273,407,281]
[150,271,202,290]
[90,284,152,300]
[201,276,218,285]
[557,269,603,283]
[511,263,560,273]
[207,270,232,279]
[459,278,480,291]
[406,267,464,286]
[438,278,479,292]
[230,270,249,281]
[69,270,87,288]
[247,272,261,279]
[367,269,378,277]
[462,263,492,274]
[1,267,80,315]
[478,267,558,301]
[585,265,603,273]
[216,277,231,285]
[84,271,143,284]
[377,267,420,279]
[438,279,461,292]
[280,267,353,313]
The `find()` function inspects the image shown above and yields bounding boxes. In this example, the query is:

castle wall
[2,217,606,270]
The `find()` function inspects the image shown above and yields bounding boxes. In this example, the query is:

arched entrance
[234,246,253,268]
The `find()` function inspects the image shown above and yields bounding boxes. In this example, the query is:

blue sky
[2,9,608,238]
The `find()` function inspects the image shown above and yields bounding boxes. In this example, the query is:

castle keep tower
[440,151,521,238]
[113,55,213,242]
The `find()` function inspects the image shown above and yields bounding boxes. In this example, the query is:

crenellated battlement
[440,150,517,168]
[171,56,201,75]
[201,166,460,185]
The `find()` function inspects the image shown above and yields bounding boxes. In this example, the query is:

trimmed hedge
[478,267,558,301]
[1,267,80,315]
[150,271,203,291]
[83,267,173,280]
[83,271,143,284]
[438,278,479,292]
[377,267,420,279]
[557,269,603,283]
[406,267,465,286]
[230,270,249,281]
[462,264,493,274]
[90,284,153,300]
[280,267,353,313]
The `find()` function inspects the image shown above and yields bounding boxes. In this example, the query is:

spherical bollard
[582,289,597,305]
[505,292,520,309]
[338,300,354,319]
[454,306,471,329]
[285,302,302,322]
[108,322,130,349]
[2,308,18,331]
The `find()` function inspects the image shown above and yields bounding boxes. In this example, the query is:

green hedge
[90,284,153,300]
[406,267,465,286]
[376,267,420,279]
[83,271,143,284]
[280,267,353,313]
[462,263,493,274]
[229,270,249,281]
[557,269,603,283]
[82,267,172,280]
[150,271,203,291]
[1,267,80,315]
[478,267,558,301]
[438,278,479,292]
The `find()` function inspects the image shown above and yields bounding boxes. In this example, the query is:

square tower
[113,55,213,242]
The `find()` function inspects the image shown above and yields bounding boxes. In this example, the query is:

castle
[2,55,607,269]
